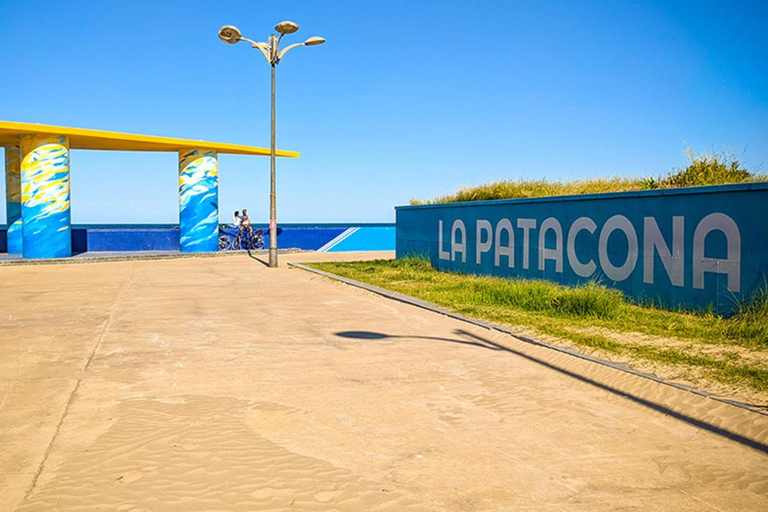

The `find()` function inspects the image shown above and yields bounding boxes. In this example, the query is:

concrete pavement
[1,251,766,511]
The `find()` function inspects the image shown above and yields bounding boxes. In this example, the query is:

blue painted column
[4,144,22,254]
[20,135,71,258]
[179,148,218,252]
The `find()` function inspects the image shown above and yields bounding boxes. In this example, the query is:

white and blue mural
[20,135,71,259]
[396,183,768,314]
[179,149,218,252]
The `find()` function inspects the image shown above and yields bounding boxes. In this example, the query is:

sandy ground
[1,251,767,511]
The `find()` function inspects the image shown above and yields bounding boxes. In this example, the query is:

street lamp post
[218,22,325,268]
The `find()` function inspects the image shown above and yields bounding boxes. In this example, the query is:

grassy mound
[413,150,766,205]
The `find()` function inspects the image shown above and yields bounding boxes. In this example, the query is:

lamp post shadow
[334,328,768,455]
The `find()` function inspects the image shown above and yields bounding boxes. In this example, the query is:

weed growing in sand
[726,287,768,346]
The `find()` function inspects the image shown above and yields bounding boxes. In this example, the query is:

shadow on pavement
[247,251,270,267]
[335,328,768,455]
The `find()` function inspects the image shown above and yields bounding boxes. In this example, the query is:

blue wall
[0,223,395,255]
[318,226,397,252]
[266,225,346,250]
[239,224,395,252]
[396,183,768,314]
[71,227,180,252]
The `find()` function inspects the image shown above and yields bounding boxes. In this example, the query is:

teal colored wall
[396,183,768,314]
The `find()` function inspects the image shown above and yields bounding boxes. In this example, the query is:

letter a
[693,213,740,292]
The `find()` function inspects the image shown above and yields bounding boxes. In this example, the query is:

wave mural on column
[179,148,218,252]
[20,135,71,258]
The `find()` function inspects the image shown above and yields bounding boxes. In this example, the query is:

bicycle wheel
[218,234,232,251]
[248,234,265,250]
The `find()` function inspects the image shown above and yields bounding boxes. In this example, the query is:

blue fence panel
[327,226,396,252]
[84,228,180,252]
[396,183,768,314]
[256,226,347,251]
[1,223,396,256]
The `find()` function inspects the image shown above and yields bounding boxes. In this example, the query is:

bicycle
[218,224,265,251]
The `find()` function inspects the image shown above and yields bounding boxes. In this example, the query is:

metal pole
[218,24,323,268]
[269,57,278,267]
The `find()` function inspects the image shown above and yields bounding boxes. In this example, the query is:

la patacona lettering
[437,213,741,291]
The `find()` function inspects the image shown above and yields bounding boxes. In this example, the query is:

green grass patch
[726,287,768,343]
[413,177,646,205]
[307,257,768,393]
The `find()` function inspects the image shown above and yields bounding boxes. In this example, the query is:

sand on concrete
[0,251,767,511]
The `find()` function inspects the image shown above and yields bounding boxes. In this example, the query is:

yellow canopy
[0,120,299,157]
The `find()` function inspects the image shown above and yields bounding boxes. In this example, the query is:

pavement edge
[289,261,767,418]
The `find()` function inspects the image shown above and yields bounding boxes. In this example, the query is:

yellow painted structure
[0,121,300,157]
[1,120,299,258]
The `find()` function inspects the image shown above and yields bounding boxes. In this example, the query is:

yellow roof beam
[0,120,299,157]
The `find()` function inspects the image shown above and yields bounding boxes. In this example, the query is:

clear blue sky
[1,0,766,224]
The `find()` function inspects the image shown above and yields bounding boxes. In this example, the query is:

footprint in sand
[314,490,343,502]
[117,470,144,484]
[251,487,284,499]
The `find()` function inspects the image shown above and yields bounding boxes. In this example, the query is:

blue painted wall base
[0,223,395,255]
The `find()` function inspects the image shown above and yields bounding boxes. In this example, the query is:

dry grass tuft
[412,150,767,205]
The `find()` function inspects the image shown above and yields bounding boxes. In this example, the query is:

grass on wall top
[412,150,767,205]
